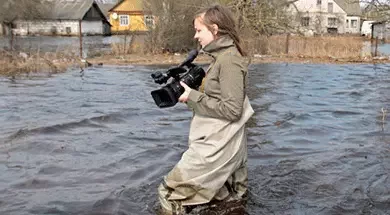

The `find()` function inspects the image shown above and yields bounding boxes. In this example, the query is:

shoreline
[87,53,390,66]
[2,53,390,77]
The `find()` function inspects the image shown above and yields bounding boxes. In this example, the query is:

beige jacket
[187,36,248,122]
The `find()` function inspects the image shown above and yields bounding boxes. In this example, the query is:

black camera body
[151,50,205,108]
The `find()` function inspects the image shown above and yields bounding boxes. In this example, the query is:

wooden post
[79,20,83,58]
[124,34,127,54]
[7,23,14,51]
[285,33,290,54]
[375,36,378,57]
[10,30,14,51]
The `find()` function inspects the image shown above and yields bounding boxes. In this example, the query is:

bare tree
[0,0,49,24]
[353,0,390,20]
[143,0,214,53]
[143,0,299,53]
[314,13,325,34]
[1,0,51,50]
[228,0,299,35]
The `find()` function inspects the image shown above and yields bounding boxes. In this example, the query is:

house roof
[108,0,144,12]
[108,0,125,12]
[42,0,107,21]
[97,2,117,17]
[371,18,390,25]
[334,0,362,16]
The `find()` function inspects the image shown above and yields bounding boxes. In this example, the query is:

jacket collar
[202,36,235,59]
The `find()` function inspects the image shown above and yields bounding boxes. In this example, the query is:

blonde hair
[195,5,246,56]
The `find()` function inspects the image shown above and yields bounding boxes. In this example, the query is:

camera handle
[167,67,187,81]
[151,50,198,84]
[171,49,198,80]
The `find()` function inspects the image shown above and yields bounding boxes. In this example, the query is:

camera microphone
[178,49,199,68]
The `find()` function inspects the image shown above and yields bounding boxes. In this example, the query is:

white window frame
[351,19,357,28]
[328,17,337,26]
[144,15,154,28]
[301,17,310,27]
[119,15,129,26]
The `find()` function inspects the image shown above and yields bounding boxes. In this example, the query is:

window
[317,0,321,5]
[328,17,337,26]
[51,26,57,35]
[66,27,71,34]
[301,17,310,27]
[144,15,154,28]
[346,19,349,28]
[351,19,357,28]
[328,2,333,13]
[119,15,129,26]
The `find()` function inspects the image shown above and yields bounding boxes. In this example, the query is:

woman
[158,4,254,214]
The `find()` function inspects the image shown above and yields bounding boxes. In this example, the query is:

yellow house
[108,0,153,33]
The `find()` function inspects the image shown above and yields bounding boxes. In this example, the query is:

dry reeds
[246,35,364,59]
[110,34,146,55]
[111,43,132,55]
[0,50,82,77]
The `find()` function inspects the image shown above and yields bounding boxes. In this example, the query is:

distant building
[11,0,111,36]
[337,0,362,34]
[372,21,390,41]
[108,0,154,33]
[291,0,361,34]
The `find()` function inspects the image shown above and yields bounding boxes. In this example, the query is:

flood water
[3,35,390,58]
[0,63,389,215]
[0,35,126,57]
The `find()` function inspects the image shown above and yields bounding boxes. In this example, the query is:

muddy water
[0,35,124,57]
[0,63,389,215]
[2,36,390,58]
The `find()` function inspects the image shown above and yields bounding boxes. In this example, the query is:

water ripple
[1,63,390,214]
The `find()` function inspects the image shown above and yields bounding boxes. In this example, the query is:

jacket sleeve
[186,55,245,121]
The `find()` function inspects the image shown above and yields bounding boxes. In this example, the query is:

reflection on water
[363,40,390,56]
[0,35,127,57]
[377,43,390,56]
[0,63,389,214]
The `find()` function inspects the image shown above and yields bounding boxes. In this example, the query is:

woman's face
[194,16,216,48]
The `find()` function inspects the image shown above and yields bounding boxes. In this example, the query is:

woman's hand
[178,81,192,103]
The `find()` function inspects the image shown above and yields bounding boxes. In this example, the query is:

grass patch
[0,50,82,77]
[245,35,365,59]
[0,35,380,77]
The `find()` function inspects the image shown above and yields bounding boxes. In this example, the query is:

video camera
[150,50,205,108]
